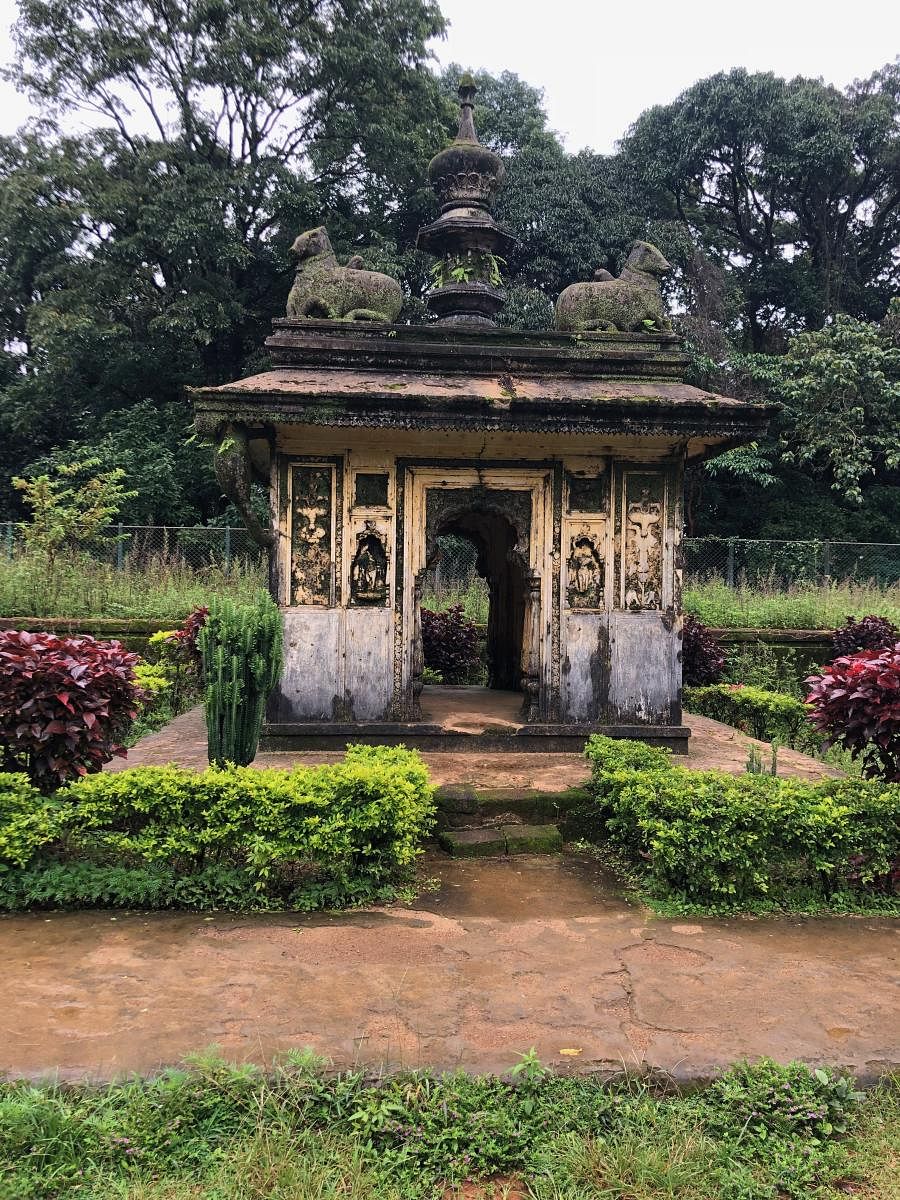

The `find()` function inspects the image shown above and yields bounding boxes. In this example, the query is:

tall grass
[0,550,267,622]
[684,578,900,630]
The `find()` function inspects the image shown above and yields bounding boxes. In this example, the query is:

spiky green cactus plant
[199,592,283,766]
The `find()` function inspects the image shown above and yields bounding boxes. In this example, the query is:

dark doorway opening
[429,506,527,692]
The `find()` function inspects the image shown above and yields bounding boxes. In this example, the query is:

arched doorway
[430,504,527,691]
[401,466,553,724]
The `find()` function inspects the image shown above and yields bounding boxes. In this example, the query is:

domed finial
[456,73,478,143]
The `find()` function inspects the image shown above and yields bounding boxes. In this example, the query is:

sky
[0,0,898,150]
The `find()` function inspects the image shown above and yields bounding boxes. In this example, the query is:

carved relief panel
[566,522,608,609]
[563,467,609,611]
[349,464,393,608]
[349,519,390,606]
[289,464,334,606]
[621,471,665,611]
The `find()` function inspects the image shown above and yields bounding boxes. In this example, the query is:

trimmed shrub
[684,683,812,748]
[0,772,61,867]
[583,735,899,906]
[421,605,480,683]
[0,745,436,910]
[0,629,141,792]
[806,643,900,782]
[832,614,899,658]
[681,614,725,685]
[199,593,283,766]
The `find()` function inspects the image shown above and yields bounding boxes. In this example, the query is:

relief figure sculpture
[567,528,605,609]
[624,486,662,610]
[350,521,389,605]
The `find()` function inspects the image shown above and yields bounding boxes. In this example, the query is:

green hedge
[583,737,899,908]
[0,745,435,912]
[684,683,815,749]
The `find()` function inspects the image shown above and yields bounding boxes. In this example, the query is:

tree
[0,0,449,520]
[14,456,137,564]
[621,64,900,348]
[739,309,900,503]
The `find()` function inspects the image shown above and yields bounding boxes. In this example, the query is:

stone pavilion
[192,80,773,751]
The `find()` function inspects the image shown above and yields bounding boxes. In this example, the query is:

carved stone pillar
[520,567,542,721]
[410,568,427,720]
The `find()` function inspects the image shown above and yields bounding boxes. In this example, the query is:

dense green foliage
[683,683,813,749]
[583,737,899,910]
[1,1050,894,1199]
[199,592,283,766]
[0,0,449,524]
[126,628,203,744]
[721,640,812,699]
[1,0,898,539]
[0,746,435,911]
[0,549,266,619]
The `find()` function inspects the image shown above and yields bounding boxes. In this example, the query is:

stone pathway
[112,706,837,787]
[3,854,897,1082]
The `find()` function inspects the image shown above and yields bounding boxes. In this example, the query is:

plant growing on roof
[429,250,506,290]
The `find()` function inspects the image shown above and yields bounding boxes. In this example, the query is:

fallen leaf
[559,1048,582,1056]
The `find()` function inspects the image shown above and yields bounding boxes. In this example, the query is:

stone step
[434,783,590,831]
[437,823,563,858]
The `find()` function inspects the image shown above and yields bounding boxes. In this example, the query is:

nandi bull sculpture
[286,226,403,322]
[555,241,672,333]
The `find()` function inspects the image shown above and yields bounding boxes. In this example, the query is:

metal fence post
[5,522,12,561]
[224,525,231,569]
[726,541,735,589]
[821,540,831,583]
[116,523,124,571]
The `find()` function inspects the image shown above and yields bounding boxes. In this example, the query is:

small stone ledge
[437,824,563,857]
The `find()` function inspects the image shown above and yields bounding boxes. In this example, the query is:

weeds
[684,578,900,630]
[1,1054,896,1200]
[0,549,265,621]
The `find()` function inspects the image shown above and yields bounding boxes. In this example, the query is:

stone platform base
[264,684,689,753]
[260,721,691,753]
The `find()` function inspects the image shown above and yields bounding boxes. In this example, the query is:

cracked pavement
[3,853,898,1082]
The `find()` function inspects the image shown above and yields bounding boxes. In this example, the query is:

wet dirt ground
[4,854,898,1083]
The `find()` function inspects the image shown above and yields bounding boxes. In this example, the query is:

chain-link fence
[3,524,898,593]
[683,538,900,588]
[419,533,900,613]
[0,523,266,570]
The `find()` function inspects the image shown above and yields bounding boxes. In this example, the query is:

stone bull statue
[555,241,672,332]
[286,226,403,322]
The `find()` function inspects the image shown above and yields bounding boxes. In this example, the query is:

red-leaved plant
[421,605,480,683]
[832,614,899,658]
[681,614,725,685]
[0,630,142,792]
[806,642,900,781]
[164,605,208,669]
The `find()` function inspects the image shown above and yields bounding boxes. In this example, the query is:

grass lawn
[3,1053,898,1199]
